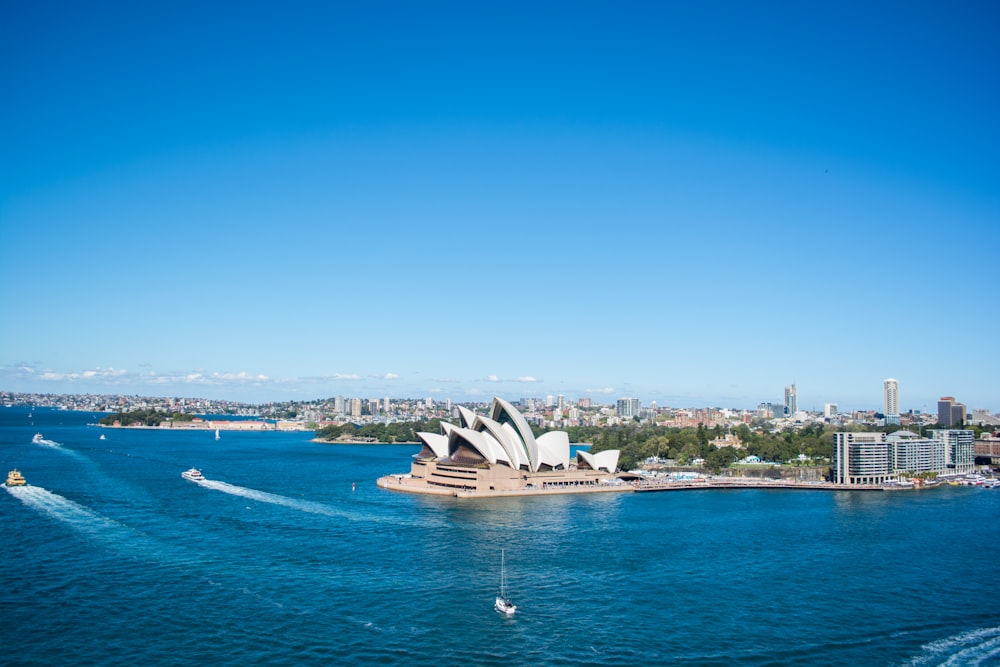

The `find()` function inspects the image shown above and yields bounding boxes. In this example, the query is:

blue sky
[2,1,998,411]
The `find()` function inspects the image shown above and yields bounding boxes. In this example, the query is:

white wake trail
[196,479,347,518]
[905,625,1000,666]
[7,484,130,537]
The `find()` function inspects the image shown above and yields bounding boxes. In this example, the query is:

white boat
[181,468,205,482]
[215,429,220,441]
[32,433,43,443]
[99,434,106,440]
[494,548,516,616]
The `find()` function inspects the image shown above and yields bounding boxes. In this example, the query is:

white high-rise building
[884,379,900,425]
[824,403,838,418]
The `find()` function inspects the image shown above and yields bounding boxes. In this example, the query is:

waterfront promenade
[634,477,880,492]
[377,473,888,497]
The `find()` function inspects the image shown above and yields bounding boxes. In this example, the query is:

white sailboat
[494,549,516,616]
[215,428,220,441]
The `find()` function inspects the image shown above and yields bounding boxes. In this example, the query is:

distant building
[616,397,641,419]
[884,379,900,425]
[784,384,798,417]
[824,403,838,418]
[937,396,967,427]
[351,397,362,419]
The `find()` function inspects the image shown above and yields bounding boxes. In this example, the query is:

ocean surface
[2,407,999,666]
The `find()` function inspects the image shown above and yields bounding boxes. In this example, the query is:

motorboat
[494,548,517,616]
[181,468,205,482]
[32,433,43,443]
[6,469,26,486]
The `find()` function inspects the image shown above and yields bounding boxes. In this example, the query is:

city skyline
[2,3,998,410]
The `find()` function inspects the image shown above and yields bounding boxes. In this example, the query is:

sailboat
[215,428,220,441]
[494,549,516,616]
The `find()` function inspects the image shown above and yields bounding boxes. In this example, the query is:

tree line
[99,409,195,427]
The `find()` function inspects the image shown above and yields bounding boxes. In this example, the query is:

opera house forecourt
[377,397,624,498]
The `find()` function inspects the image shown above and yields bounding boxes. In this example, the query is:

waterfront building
[884,379,900,425]
[832,432,891,485]
[976,433,1000,464]
[784,384,797,417]
[380,397,621,496]
[887,431,945,476]
[617,397,641,419]
[931,429,976,474]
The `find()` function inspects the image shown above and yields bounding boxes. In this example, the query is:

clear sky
[2,1,998,411]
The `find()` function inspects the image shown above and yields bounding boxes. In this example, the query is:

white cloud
[382,373,401,380]
[586,387,616,394]
[332,373,362,381]
[486,375,501,382]
[515,376,539,383]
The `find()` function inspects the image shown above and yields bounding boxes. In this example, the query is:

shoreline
[377,473,958,498]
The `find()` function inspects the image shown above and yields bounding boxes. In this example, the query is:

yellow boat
[6,469,27,486]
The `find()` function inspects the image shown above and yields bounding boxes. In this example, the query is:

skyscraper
[616,397,641,419]
[884,379,900,425]
[937,396,967,427]
[784,384,797,417]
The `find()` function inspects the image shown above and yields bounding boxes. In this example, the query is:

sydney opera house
[377,397,624,497]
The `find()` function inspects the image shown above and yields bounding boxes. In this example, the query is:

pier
[635,478,883,492]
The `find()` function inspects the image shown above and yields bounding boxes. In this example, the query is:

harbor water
[2,407,999,665]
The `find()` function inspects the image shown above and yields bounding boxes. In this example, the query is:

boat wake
[904,625,1000,666]
[6,484,132,538]
[195,479,350,519]
[31,436,86,460]
[5,484,194,567]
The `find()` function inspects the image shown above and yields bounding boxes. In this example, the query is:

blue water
[2,407,999,666]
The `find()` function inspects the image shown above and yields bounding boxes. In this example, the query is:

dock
[635,478,883,492]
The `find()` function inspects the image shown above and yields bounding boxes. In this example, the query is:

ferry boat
[181,468,205,482]
[32,433,43,443]
[6,469,27,486]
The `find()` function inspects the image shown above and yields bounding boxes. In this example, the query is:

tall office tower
[557,395,565,410]
[425,397,433,410]
[446,398,451,412]
[546,394,555,408]
[334,395,345,415]
[884,379,900,425]
[824,403,838,418]
[616,397,641,419]
[351,397,362,418]
[384,396,391,414]
[937,396,966,427]
[784,384,798,417]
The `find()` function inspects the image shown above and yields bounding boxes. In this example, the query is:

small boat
[494,548,516,616]
[181,468,205,482]
[6,469,27,486]
[215,429,220,441]
[99,434,106,440]
[32,433,43,443]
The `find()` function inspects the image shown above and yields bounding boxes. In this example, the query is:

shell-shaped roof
[447,427,512,467]
[537,431,570,469]
[474,415,527,470]
[456,405,477,428]
[577,449,620,473]
[416,431,449,459]
[490,396,540,472]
